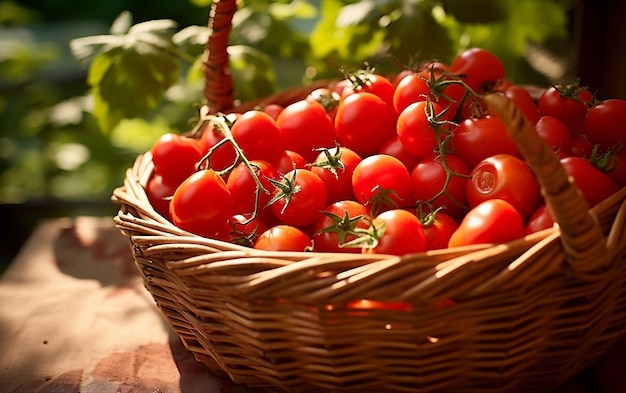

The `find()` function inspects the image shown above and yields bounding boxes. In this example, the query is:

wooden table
[0,217,623,392]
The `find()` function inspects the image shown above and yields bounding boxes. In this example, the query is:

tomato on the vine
[352,154,411,214]
[396,100,454,159]
[364,209,426,255]
[230,110,285,164]
[276,99,336,161]
[226,159,280,224]
[151,132,204,186]
[254,225,312,251]
[312,200,370,253]
[466,154,540,221]
[269,168,328,227]
[538,80,592,133]
[169,169,233,239]
[306,87,341,120]
[421,210,459,251]
[227,213,269,247]
[340,70,395,110]
[272,149,308,175]
[335,91,397,156]
[448,199,525,247]
[409,153,470,220]
[310,145,363,203]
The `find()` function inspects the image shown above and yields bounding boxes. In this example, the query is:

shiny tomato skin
[452,115,522,169]
[449,47,505,93]
[466,154,540,221]
[367,209,426,256]
[170,169,233,238]
[378,136,421,172]
[276,99,337,161]
[270,169,328,227]
[607,152,626,188]
[409,153,470,220]
[396,100,454,159]
[226,213,269,246]
[448,199,525,247]
[146,173,177,220]
[525,204,555,235]
[504,85,540,125]
[310,146,363,204]
[254,225,312,251]
[306,87,341,120]
[582,98,626,152]
[560,156,619,207]
[422,211,459,251]
[535,115,573,157]
[538,83,592,133]
[272,149,308,175]
[226,159,280,224]
[341,72,396,110]
[352,154,411,211]
[335,92,397,156]
[261,104,284,120]
[312,200,370,253]
[150,133,204,186]
[392,73,431,115]
[231,110,285,163]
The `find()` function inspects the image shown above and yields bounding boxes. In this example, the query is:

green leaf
[442,0,506,24]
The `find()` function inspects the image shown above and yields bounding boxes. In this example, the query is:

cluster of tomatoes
[146,47,625,256]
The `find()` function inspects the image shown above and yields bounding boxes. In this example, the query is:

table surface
[0,217,624,393]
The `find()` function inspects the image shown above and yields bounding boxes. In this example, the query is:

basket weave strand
[111,0,626,390]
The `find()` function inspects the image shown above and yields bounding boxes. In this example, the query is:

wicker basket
[111,1,626,392]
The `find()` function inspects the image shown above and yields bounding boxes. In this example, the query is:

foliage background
[0,0,577,268]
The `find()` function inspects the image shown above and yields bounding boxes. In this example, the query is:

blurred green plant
[1,0,575,207]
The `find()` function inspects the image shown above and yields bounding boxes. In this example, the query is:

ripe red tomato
[448,199,525,247]
[378,135,421,171]
[261,103,284,120]
[365,209,426,255]
[199,116,239,172]
[146,173,177,220]
[230,110,285,164]
[150,133,204,186]
[451,115,522,169]
[254,225,312,251]
[466,154,540,221]
[226,213,269,246]
[226,159,280,224]
[272,149,308,175]
[409,153,470,220]
[535,115,573,157]
[570,133,594,158]
[306,87,341,120]
[352,154,411,213]
[276,99,337,161]
[421,210,459,251]
[392,72,432,115]
[449,47,505,93]
[169,169,233,238]
[269,168,328,227]
[538,81,592,133]
[396,100,454,158]
[310,146,363,203]
[340,71,395,110]
[582,98,626,152]
[607,151,626,188]
[312,200,370,253]
[525,204,554,235]
[335,91,397,156]
[560,156,619,207]
[503,84,540,125]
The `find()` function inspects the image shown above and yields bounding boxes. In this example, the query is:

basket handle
[482,93,608,276]
[202,0,237,114]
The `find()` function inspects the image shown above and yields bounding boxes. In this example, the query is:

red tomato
[538,81,592,133]
[226,213,269,246]
[226,159,280,224]
[448,199,525,247]
[312,200,370,253]
[392,73,431,115]
[170,169,233,238]
[254,225,312,251]
[504,84,540,125]
[525,204,555,235]
[365,209,426,255]
[146,173,177,220]
[451,115,522,169]
[341,71,395,110]
[270,168,328,227]
[560,156,619,207]
[352,154,411,214]
[409,153,470,220]
[396,100,454,158]
[199,116,239,172]
[607,151,626,188]
[150,133,203,186]
[335,92,397,156]
[535,115,573,157]
[261,103,284,120]
[306,87,341,120]
[310,146,363,203]
[230,110,285,164]
[276,99,337,161]
[466,154,540,221]
[378,136,421,172]
[421,210,459,250]
[583,98,626,152]
[272,149,308,175]
[570,133,594,158]
[449,47,505,93]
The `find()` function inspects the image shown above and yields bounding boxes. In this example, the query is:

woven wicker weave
[111,1,626,391]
